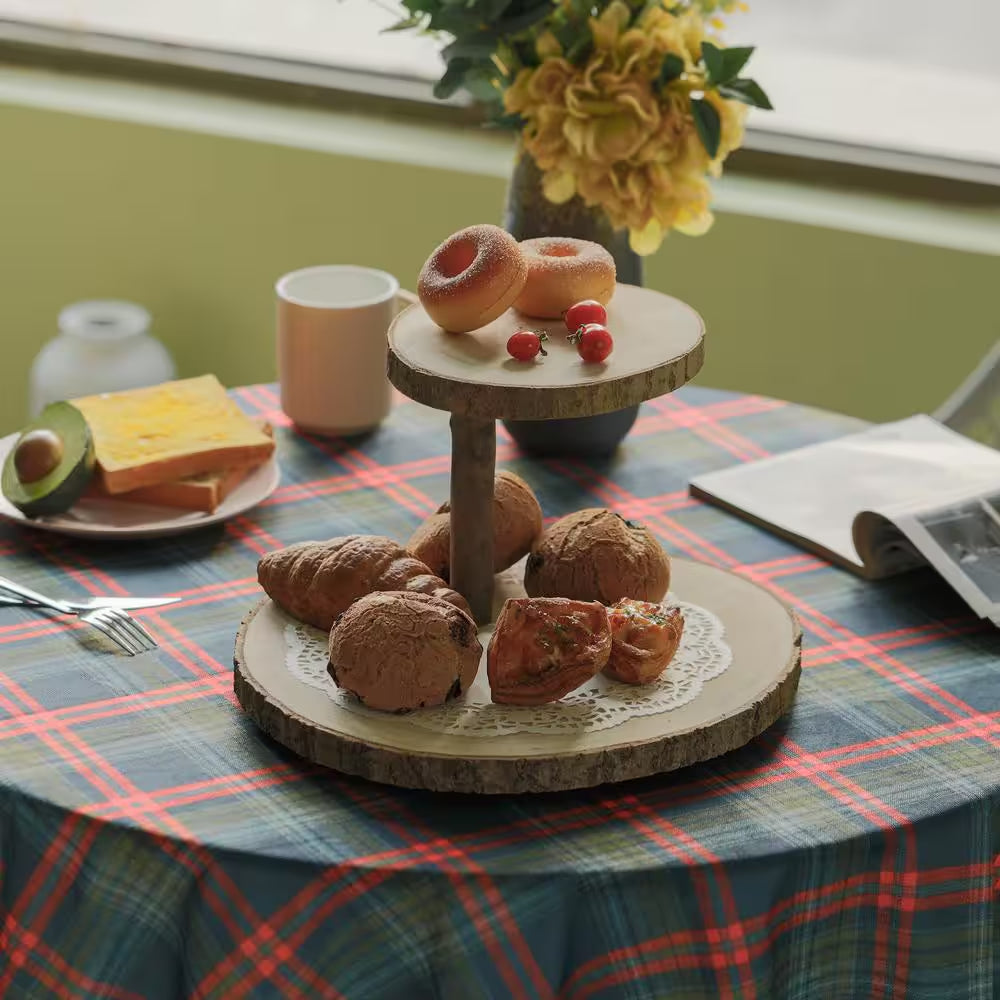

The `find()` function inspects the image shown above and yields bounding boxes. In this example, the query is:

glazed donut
[417,224,528,333]
[513,237,617,319]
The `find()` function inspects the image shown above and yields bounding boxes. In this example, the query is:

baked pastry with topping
[605,600,685,684]
[417,224,527,333]
[328,591,481,712]
[487,596,611,705]
[513,237,616,319]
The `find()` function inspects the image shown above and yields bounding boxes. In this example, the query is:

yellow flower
[535,30,562,61]
[528,58,575,105]
[633,90,688,164]
[542,170,576,204]
[564,66,660,166]
[707,89,749,161]
[505,59,574,115]
[630,218,664,256]
[678,10,709,66]
[590,0,631,53]
[503,0,753,255]
[503,69,534,114]
[529,106,571,170]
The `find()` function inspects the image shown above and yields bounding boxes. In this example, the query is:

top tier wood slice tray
[387,282,705,624]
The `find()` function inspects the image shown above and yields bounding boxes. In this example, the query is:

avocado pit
[14,429,64,484]
[1,402,96,518]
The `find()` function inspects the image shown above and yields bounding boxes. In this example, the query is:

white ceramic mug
[276,265,401,437]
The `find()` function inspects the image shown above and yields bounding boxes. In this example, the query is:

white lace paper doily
[282,597,731,737]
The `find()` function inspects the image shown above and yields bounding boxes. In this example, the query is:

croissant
[257,535,471,630]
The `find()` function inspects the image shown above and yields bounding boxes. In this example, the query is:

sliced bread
[72,375,275,494]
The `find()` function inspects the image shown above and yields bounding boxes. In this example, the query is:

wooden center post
[449,415,496,624]
[386,283,707,625]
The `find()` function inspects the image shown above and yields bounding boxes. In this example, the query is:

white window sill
[3,7,1000,189]
[743,49,1000,189]
[2,63,997,260]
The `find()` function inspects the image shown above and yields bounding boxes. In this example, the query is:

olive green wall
[1,97,996,436]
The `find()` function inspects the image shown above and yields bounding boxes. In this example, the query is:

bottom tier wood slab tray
[234,558,802,794]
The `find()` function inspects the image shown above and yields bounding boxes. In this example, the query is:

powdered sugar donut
[417,224,528,333]
[514,238,617,319]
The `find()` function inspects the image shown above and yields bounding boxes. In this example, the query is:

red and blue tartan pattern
[0,383,997,999]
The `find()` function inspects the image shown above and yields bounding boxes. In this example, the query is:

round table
[0,384,996,1000]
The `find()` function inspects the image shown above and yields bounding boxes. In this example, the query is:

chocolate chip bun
[524,509,670,605]
[328,591,481,712]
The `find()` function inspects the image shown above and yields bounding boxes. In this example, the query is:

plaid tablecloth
[0,383,997,1000]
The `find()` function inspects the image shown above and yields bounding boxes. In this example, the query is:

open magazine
[689,415,1000,626]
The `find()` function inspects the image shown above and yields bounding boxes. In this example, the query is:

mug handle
[395,289,418,317]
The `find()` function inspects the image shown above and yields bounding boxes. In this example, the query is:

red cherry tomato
[564,299,608,334]
[575,323,614,363]
[507,330,547,362]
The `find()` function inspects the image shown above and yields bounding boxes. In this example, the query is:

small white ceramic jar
[28,300,176,416]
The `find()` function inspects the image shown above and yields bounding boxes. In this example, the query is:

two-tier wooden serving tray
[234,284,802,793]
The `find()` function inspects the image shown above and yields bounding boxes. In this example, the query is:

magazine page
[888,491,1000,624]
[690,414,1000,575]
[850,510,925,578]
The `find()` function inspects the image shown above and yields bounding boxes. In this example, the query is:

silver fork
[0,578,157,656]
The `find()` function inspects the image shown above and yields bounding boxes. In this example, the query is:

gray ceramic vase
[501,151,643,458]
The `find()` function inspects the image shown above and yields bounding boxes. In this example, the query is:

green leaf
[383,13,425,32]
[700,41,724,85]
[484,112,527,130]
[481,0,515,19]
[552,20,577,50]
[495,2,557,37]
[442,35,499,60]
[656,53,684,88]
[717,78,773,110]
[565,34,593,63]
[552,19,591,62]
[511,37,539,68]
[433,57,473,100]
[433,0,551,54]
[463,68,503,102]
[701,41,755,85]
[426,7,481,34]
[691,97,721,158]
[720,46,754,82]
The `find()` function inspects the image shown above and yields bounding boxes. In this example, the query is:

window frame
[2,15,999,206]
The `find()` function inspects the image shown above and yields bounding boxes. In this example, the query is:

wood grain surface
[448,414,496,624]
[234,558,801,794]
[387,283,705,421]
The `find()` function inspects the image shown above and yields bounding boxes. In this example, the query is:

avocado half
[2,402,96,518]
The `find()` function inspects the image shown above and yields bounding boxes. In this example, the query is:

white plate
[0,432,280,540]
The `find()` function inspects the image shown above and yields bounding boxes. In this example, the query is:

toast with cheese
[83,421,274,512]
[72,375,275,495]
[84,462,255,512]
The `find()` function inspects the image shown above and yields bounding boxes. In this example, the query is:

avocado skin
[2,403,96,518]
